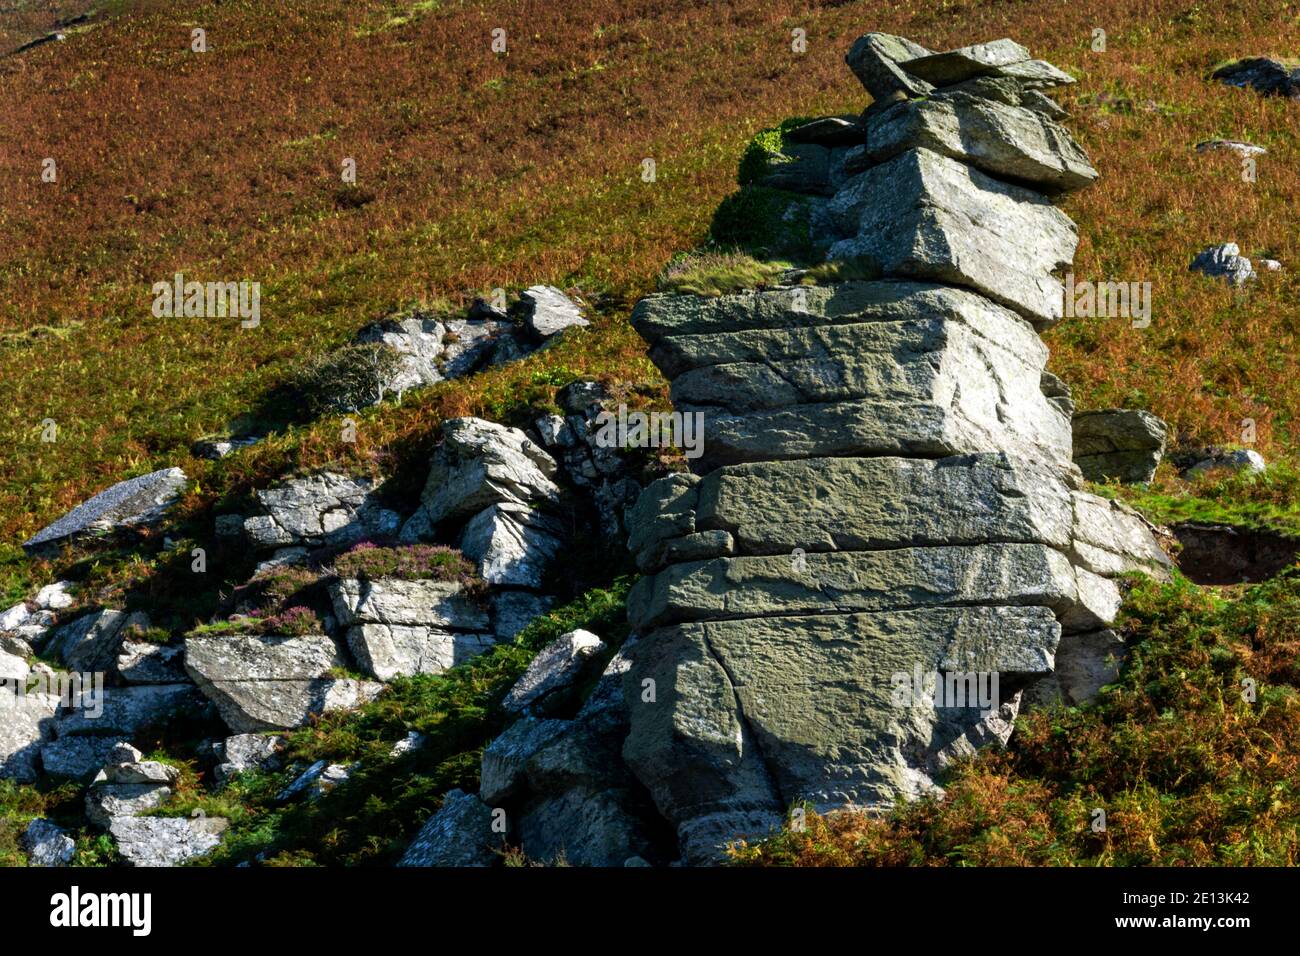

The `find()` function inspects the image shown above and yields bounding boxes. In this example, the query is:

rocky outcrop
[184,633,381,733]
[241,472,401,552]
[329,577,494,681]
[23,467,187,555]
[610,34,1172,864]
[398,789,504,867]
[1072,409,1169,483]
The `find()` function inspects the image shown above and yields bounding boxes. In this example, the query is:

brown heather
[1,0,1298,558]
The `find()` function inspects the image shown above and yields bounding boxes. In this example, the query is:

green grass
[656,251,791,298]
[1104,458,1300,537]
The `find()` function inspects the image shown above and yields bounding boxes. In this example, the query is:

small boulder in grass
[21,820,75,867]
[502,629,606,713]
[518,285,589,341]
[1189,242,1256,286]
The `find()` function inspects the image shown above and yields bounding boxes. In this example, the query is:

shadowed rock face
[612,34,1172,864]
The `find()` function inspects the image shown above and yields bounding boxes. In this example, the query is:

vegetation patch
[656,251,791,297]
[331,542,483,591]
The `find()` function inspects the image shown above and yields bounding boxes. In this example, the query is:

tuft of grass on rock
[656,250,790,298]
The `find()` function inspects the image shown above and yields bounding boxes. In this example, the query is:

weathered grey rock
[243,472,400,550]
[22,819,75,866]
[95,747,180,786]
[502,630,605,713]
[354,313,510,395]
[993,59,1075,88]
[1185,448,1267,479]
[786,115,865,147]
[49,609,127,674]
[827,148,1078,326]
[347,623,495,681]
[862,94,1096,192]
[330,577,488,630]
[214,733,286,784]
[55,684,207,737]
[753,142,834,195]
[1070,491,1173,579]
[277,759,353,801]
[1027,629,1126,706]
[1189,242,1256,286]
[845,33,933,100]
[693,454,1076,555]
[109,816,228,867]
[1196,139,1266,157]
[411,418,560,531]
[610,32,1166,863]
[519,286,589,340]
[0,645,27,682]
[85,782,172,829]
[35,581,74,611]
[40,735,129,782]
[901,38,1032,86]
[23,467,187,555]
[480,717,571,804]
[626,603,1057,862]
[619,626,784,864]
[116,640,187,684]
[460,503,564,588]
[184,634,381,732]
[330,577,493,680]
[1212,57,1300,99]
[627,544,1082,632]
[0,602,30,631]
[490,592,555,640]
[0,690,59,782]
[656,294,1070,468]
[389,730,425,757]
[398,789,503,867]
[1073,409,1169,483]
[194,435,260,460]
[516,787,655,867]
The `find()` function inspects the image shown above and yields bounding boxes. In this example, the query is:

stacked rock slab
[620,35,1172,864]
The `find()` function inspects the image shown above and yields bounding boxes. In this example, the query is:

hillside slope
[1,0,1299,869]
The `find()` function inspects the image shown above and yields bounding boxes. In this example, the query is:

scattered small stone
[1185,448,1266,479]
[1195,139,1266,157]
[1189,242,1256,286]
[22,819,76,867]
[518,285,589,341]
